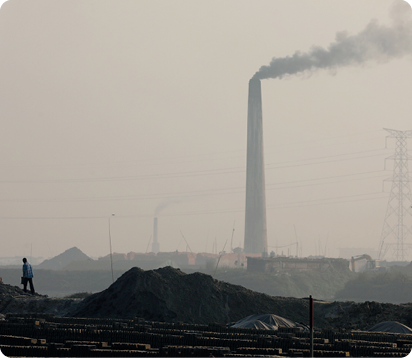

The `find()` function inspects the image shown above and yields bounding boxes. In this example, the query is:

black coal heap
[70,266,311,325]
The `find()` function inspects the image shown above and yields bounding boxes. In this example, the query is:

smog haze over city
[0,0,411,261]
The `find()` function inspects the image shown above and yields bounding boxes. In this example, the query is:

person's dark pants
[23,277,35,294]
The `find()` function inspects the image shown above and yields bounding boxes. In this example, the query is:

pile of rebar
[1,313,411,357]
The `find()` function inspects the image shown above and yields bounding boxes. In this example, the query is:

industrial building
[246,256,349,273]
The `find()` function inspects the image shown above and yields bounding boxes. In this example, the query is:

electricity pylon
[378,128,412,261]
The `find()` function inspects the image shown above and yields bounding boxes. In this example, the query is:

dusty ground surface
[2,267,412,331]
[317,299,412,330]
[0,281,81,317]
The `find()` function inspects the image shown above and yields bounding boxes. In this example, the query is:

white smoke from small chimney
[154,198,182,216]
[253,0,412,80]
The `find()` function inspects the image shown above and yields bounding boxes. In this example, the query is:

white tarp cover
[228,314,298,330]
[367,321,412,334]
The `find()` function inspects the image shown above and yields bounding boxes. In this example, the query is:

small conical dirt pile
[38,246,91,270]
[70,266,316,325]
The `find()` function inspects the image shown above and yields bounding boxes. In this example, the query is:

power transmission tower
[378,128,412,261]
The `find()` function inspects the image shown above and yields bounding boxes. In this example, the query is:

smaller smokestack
[152,217,160,254]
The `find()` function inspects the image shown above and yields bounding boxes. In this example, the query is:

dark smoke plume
[253,1,412,80]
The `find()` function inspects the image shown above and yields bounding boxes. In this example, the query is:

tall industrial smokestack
[244,78,268,254]
[152,217,160,253]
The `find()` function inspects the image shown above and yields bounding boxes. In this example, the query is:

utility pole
[309,295,314,358]
[109,213,115,283]
[379,129,412,261]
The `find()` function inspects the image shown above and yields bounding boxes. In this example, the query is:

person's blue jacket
[23,262,33,278]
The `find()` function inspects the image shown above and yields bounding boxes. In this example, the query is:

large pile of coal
[70,266,314,325]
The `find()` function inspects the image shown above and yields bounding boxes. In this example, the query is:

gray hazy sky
[0,0,411,260]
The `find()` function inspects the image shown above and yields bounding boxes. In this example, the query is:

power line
[266,148,386,166]
[0,149,389,184]
[0,129,383,170]
[267,152,387,170]
[0,191,388,220]
[267,170,385,187]
[0,170,388,203]
[267,134,384,156]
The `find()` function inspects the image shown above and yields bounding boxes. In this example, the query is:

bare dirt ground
[0,280,81,318]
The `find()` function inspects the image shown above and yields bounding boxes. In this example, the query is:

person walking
[22,258,35,295]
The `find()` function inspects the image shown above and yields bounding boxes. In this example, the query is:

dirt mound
[37,246,91,270]
[0,281,81,317]
[0,281,37,298]
[70,266,315,325]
